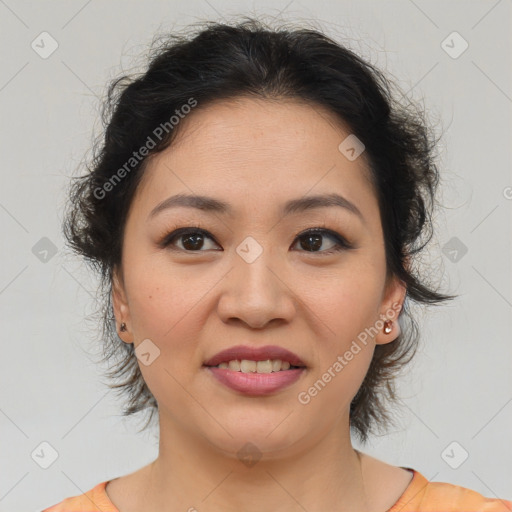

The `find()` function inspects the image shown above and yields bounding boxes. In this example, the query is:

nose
[216,247,296,329]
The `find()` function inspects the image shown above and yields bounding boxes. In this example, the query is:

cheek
[123,266,209,407]
[124,252,207,338]
[300,294,377,416]
[303,267,384,342]
[298,268,383,392]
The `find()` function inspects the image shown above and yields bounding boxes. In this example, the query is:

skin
[109,97,411,511]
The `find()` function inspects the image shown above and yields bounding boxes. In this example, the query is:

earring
[383,320,393,334]
[120,322,127,332]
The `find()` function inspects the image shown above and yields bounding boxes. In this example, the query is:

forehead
[133,97,379,222]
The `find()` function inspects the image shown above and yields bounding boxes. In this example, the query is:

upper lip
[203,345,306,367]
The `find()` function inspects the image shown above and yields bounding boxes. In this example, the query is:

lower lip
[204,366,306,396]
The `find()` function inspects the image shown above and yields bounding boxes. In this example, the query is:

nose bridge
[234,233,281,296]
[217,233,294,327]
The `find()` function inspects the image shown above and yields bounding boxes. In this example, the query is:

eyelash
[158,224,354,255]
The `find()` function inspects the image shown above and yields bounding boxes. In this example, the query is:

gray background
[0,1,511,510]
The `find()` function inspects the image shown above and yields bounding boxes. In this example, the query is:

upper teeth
[216,359,294,373]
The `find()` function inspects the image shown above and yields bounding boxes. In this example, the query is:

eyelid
[158,226,218,250]
[159,225,354,253]
[293,227,354,252]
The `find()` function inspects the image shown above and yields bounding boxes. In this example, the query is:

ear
[374,272,407,346]
[112,265,134,344]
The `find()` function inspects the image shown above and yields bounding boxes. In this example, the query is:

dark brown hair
[63,17,457,445]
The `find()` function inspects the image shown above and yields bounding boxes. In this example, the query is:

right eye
[160,227,221,252]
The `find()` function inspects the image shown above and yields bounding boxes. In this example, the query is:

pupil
[183,234,203,250]
[301,234,321,252]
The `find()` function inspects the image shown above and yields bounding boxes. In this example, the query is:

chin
[200,420,306,462]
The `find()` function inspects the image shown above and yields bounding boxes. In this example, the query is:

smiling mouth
[203,361,306,396]
[203,359,304,373]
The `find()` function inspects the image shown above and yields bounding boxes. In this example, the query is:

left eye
[161,228,352,254]
[293,229,352,254]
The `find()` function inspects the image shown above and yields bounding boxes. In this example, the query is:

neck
[137,412,373,512]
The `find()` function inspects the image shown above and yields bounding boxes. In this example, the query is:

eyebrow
[148,192,365,222]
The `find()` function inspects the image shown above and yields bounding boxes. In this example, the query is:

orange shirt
[41,467,512,511]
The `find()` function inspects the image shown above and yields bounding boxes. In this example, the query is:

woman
[42,18,512,512]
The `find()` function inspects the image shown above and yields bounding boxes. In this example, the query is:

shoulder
[389,468,512,512]
[40,481,118,512]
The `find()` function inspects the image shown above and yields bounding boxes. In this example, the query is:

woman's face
[113,97,405,457]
